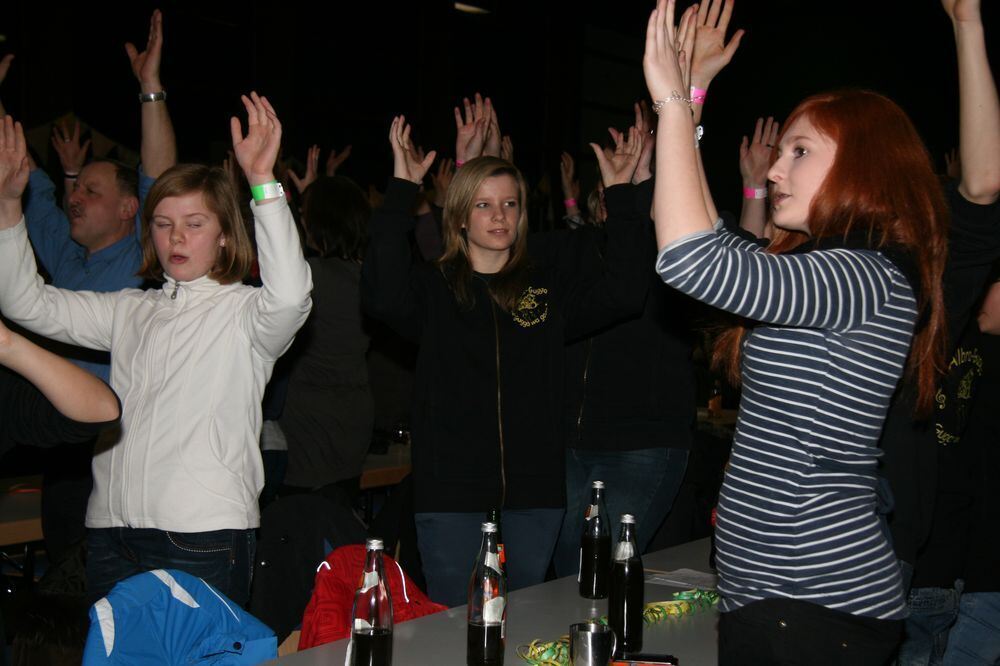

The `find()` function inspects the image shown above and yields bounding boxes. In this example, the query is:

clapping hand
[229,92,282,186]
[483,99,501,158]
[591,126,644,187]
[632,101,656,184]
[643,0,688,105]
[389,116,436,185]
[559,152,581,203]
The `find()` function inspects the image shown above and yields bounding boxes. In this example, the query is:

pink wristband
[564,198,578,208]
[690,86,707,105]
[455,159,465,168]
[743,186,767,200]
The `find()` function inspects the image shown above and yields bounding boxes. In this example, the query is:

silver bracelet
[651,91,692,114]
[138,91,167,103]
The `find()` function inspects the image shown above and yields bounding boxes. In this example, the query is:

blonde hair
[138,164,254,284]
[437,156,530,311]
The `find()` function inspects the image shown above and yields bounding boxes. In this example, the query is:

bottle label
[360,570,379,593]
[613,541,635,562]
[585,504,599,520]
[486,552,503,575]
[353,618,373,632]
[498,543,507,566]
[484,595,506,624]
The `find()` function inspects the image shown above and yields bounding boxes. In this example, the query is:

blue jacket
[84,569,277,665]
[24,167,154,380]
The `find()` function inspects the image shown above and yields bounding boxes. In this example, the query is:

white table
[268,537,718,665]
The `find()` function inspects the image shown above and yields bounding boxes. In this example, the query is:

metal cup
[569,622,617,666]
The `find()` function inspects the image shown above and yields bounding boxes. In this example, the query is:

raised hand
[739,116,778,187]
[51,120,91,175]
[0,116,29,207]
[454,94,488,163]
[431,157,454,208]
[591,126,644,187]
[633,100,656,184]
[289,144,320,194]
[644,0,687,104]
[690,0,744,90]
[941,0,980,23]
[944,148,962,181]
[501,135,514,163]
[125,9,164,93]
[559,152,580,201]
[483,99,502,158]
[325,144,352,176]
[0,54,13,87]
[229,92,282,186]
[389,116,436,185]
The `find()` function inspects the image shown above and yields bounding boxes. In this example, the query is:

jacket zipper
[171,281,180,300]
[489,300,507,507]
[576,338,593,444]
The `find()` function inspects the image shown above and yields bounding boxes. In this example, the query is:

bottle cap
[481,522,498,533]
[366,537,384,550]
[592,480,605,489]
[621,514,636,524]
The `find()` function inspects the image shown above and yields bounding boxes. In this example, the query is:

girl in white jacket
[0,93,312,605]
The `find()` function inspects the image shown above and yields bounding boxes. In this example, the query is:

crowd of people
[0,0,998,663]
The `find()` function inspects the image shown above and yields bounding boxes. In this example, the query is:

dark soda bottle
[579,480,611,599]
[608,514,643,658]
[467,521,506,665]
[487,508,506,569]
[351,537,393,666]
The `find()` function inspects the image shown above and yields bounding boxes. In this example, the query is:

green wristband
[250,180,284,202]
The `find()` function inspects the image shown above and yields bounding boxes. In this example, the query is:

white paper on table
[645,568,718,590]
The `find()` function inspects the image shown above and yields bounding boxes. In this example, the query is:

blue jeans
[897,584,962,666]
[86,527,255,607]
[942,592,1000,665]
[554,447,688,577]
[415,509,564,607]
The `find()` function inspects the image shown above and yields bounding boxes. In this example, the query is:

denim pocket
[166,530,233,555]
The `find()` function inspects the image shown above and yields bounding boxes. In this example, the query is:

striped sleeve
[655,230,904,332]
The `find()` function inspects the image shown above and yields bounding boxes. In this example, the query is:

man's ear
[121,196,139,221]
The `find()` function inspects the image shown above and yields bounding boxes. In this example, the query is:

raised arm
[454,93,488,165]
[0,54,11,118]
[645,0,713,247]
[738,116,779,238]
[361,116,436,341]
[127,9,176,179]
[231,93,313,359]
[0,318,119,424]
[943,0,1000,204]
[0,117,117,350]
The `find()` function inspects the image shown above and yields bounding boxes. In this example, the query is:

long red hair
[713,90,949,416]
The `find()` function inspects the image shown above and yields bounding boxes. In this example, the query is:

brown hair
[713,90,949,416]
[437,156,531,311]
[138,164,254,284]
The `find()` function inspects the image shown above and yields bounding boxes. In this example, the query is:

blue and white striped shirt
[656,225,914,620]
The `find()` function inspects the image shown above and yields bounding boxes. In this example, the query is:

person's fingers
[740,136,749,158]
[723,29,745,61]
[706,0,722,27]
[696,0,709,26]
[454,107,464,130]
[240,95,258,127]
[229,117,243,147]
[463,98,473,125]
[589,142,607,170]
[420,149,437,172]
[124,42,138,64]
[718,0,734,31]
[81,139,91,156]
[752,117,763,144]
[769,120,780,145]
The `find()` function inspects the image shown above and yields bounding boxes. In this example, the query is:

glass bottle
[467,522,506,665]
[487,508,506,569]
[579,480,611,599]
[608,514,643,658]
[351,537,393,666]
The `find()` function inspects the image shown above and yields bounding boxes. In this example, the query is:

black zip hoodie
[362,178,648,513]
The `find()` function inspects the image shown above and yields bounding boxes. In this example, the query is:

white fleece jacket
[0,197,312,531]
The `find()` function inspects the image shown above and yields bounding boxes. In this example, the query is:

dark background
[1,0,997,222]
